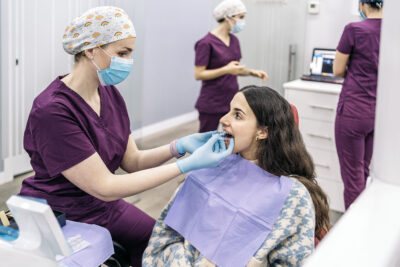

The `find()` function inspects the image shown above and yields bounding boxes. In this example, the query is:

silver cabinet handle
[307,133,332,140]
[315,163,330,169]
[287,44,297,81]
[309,104,335,111]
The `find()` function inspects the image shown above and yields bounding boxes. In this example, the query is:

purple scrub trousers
[194,33,241,133]
[20,76,155,266]
[335,115,374,209]
[335,19,381,209]
[198,112,226,133]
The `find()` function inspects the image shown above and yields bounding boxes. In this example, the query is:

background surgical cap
[62,6,136,55]
[213,0,247,21]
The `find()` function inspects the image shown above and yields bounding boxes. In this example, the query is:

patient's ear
[257,127,268,140]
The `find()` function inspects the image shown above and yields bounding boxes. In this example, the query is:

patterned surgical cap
[62,6,136,55]
[213,0,247,21]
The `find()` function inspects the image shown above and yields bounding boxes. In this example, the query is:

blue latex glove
[176,130,217,154]
[177,134,234,174]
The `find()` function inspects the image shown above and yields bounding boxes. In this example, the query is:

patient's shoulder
[258,178,314,246]
[289,179,313,204]
[252,178,315,264]
[283,178,315,222]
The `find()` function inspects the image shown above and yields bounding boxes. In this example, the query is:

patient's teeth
[217,123,223,134]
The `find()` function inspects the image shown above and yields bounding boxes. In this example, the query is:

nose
[219,113,229,127]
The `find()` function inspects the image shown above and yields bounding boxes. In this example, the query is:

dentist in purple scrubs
[194,0,268,132]
[333,0,383,209]
[19,6,233,266]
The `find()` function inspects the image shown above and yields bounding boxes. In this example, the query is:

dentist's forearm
[195,67,230,80]
[134,144,174,170]
[99,163,182,201]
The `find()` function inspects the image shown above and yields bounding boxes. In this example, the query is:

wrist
[170,139,185,159]
[176,160,186,174]
[177,156,198,174]
[176,139,185,154]
[241,69,250,76]
[222,65,231,75]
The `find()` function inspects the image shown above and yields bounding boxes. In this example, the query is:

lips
[223,131,234,149]
[223,128,234,138]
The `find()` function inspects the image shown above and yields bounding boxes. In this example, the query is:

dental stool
[103,241,130,267]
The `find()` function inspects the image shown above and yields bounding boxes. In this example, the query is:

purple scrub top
[20,76,131,226]
[194,32,241,114]
[336,19,382,118]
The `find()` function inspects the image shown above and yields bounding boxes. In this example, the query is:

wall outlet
[308,0,320,15]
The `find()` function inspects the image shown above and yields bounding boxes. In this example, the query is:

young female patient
[143,85,330,267]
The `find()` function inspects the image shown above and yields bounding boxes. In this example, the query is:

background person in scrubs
[18,6,233,266]
[333,0,383,209]
[194,0,268,133]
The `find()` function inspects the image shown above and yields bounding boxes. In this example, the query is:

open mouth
[225,133,233,138]
[223,133,234,149]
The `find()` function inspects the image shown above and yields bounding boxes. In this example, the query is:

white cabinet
[283,80,344,212]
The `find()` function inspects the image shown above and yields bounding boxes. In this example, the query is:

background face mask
[231,18,246,34]
[359,9,367,20]
[92,49,133,86]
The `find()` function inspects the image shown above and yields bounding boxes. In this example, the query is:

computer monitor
[5,195,72,260]
[309,48,336,77]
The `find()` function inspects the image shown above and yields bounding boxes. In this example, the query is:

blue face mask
[359,9,367,20]
[92,48,133,86]
[231,18,246,34]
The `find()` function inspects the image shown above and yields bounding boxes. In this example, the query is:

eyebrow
[121,47,133,52]
[233,107,246,115]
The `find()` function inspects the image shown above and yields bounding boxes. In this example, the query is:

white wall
[138,0,214,128]
[371,1,399,186]
[303,0,360,72]
[237,0,309,93]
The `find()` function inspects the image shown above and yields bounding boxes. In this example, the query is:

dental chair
[290,104,299,126]
[104,241,130,267]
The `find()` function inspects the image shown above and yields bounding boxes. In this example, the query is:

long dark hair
[240,85,331,235]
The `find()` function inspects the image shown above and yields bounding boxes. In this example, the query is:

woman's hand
[224,61,246,75]
[176,130,216,154]
[250,69,269,82]
[177,134,234,174]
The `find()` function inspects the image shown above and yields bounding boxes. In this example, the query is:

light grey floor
[0,119,343,224]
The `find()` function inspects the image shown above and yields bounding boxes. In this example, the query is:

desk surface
[283,79,342,95]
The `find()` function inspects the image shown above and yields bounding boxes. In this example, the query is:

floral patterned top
[143,179,315,267]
